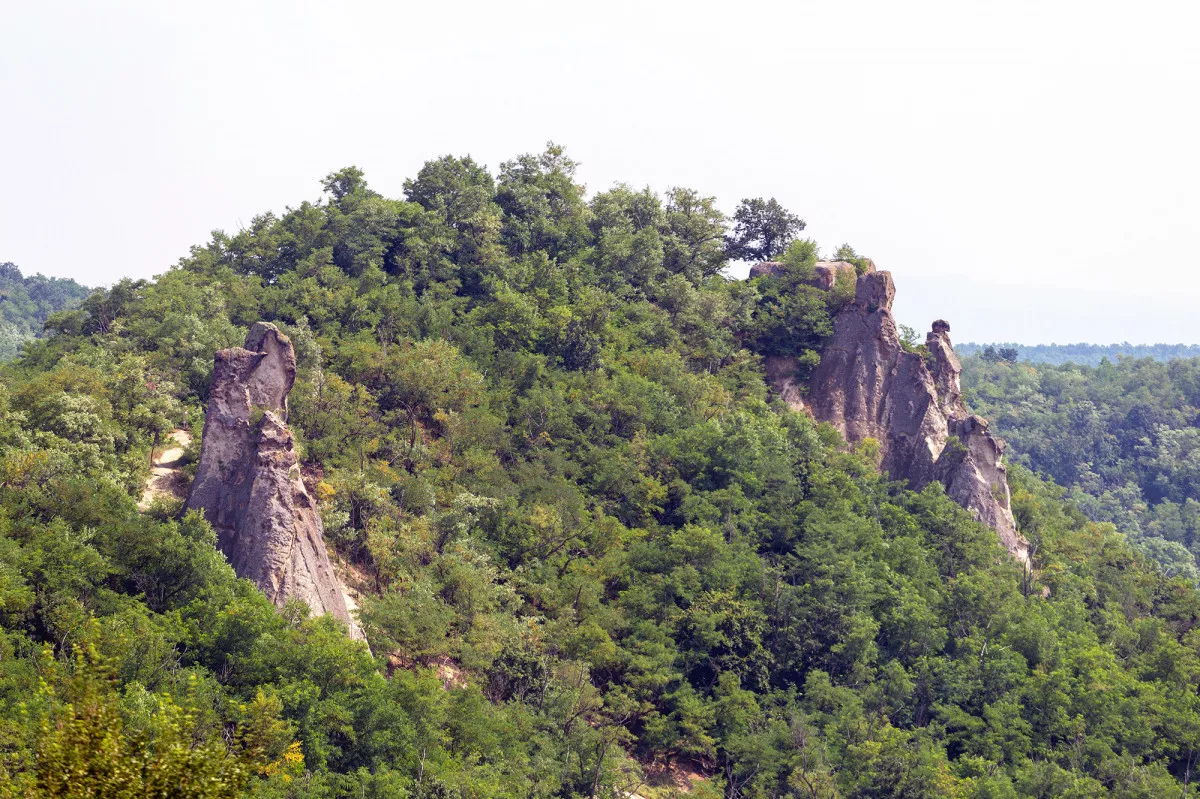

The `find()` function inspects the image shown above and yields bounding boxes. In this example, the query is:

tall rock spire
[187,323,359,631]
[804,271,1029,564]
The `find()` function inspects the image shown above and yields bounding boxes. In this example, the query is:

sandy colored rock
[764,355,808,412]
[749,259,871,291]
[748,261,787,279]
[811,260,867,290]
[187,323,360,634]
[803,272,1029,565]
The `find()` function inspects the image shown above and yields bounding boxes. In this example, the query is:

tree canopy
[0,262,89,361]
[964,352,1200,582]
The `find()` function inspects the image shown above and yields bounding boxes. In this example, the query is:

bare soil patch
[138,429,192,510]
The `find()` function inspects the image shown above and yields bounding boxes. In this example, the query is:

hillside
[962,353,1200,581]
[3,148,1200,798]
[0,262,90,361]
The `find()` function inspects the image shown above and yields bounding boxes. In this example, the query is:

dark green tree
[724,197,805,262]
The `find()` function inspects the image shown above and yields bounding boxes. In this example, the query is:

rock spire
[802,271,1028,564]
[187,323,359,631]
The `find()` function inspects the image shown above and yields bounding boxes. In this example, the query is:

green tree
[725,197,805,262]
[662,188,729,281]
[496,142,591,260]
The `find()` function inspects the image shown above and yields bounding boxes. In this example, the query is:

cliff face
[187,323,358,630]
[802,271,1029,564]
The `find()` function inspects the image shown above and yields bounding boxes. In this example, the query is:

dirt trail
[138,429,192,510]
[332,558,369,642]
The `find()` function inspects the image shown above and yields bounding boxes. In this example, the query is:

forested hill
[0,262,89,361]
[959,341,1200,366]
[4,147,1200,797]
[962,353,1200,581]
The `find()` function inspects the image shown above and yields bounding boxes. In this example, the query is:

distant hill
[962,352,1200,580]
[0,262,90,360]
[958,341,1200,366]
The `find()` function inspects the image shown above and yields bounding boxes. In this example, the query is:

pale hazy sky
[3,1,1198,343]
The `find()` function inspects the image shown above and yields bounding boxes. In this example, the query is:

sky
[2,1,1198,343]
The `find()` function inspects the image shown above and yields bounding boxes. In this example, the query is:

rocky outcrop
[748,261,786,279]
[765,355,808,412]
[803,272,1029,564]
[811,259,872,290]
[187,323,360,632]
[749,260,873,290]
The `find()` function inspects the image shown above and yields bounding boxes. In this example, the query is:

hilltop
[2,148,1199,797]
[959,342,1200,366]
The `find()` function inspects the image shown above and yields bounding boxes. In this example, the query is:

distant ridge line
[959,342,1200,367]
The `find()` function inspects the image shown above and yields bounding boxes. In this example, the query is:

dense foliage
[958,342,1200,367]
[3,146,1200,797]
[963,354,1200,582]
[0,263,89,361]
[724,199,805,264]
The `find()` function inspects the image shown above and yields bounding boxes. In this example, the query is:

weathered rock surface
[748,261,786,279]
[749,259,874,290]
[187,323,360,632]
[811,259,872,290]
[765,355,808,412]
[803,272,1029,564]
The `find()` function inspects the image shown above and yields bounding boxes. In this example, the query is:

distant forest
[0,262,90,360]
[958,341,1200,366]
[962,353,1200,580]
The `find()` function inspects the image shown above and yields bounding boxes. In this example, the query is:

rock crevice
[187,323,359,631]
[802,271,1029,564]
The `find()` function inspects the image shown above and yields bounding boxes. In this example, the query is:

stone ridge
[187,323,360,633]
[804,271,1030,565]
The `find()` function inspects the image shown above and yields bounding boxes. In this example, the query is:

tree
[25,648,257,797]
[496,142,591,259]
[830,243,875,276]
[404,154,497,233]
[589,184,666,289]
[403,154,503,272]
[980,345,1018,363]
[321,166,370,202]
[724,197,805,262]
[10,148,1200,798]
[663,188,728,281]
[0,262,90,355]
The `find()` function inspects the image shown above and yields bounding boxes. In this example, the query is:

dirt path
[332,558,369,642]
[138,429,192,510]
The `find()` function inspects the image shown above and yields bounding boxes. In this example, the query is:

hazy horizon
[4,1,1198,344]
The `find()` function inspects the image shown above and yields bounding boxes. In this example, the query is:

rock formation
[764,355,808,412]
[749,259,873,289]
[187,323,360,632]
[747,261,786,279]
[799,271,1029,564]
